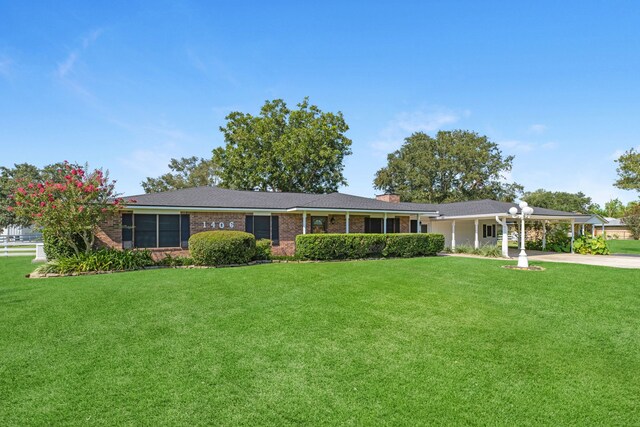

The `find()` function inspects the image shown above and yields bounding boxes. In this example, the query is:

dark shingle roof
[126,186,436,212]
[126,188,586,218]
[406,199,588,217]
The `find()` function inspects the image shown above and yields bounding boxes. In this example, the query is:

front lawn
[608,239,640,254]
[1,256,638,425]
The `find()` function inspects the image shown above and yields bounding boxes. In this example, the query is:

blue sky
[1,0,639,205]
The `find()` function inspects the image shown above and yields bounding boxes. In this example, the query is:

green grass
[1,256,639,425]
[607,239,640,254]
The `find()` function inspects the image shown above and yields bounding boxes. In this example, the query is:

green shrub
[573,235,610,255]
[42,228,86,260]
[478,244,502,258]
[295,233,386,260]
[453,244,475,254]
[156,254,194,267]
[383,234,445,257]
[189,231,256,266]
[36,248,153,274]
[254,239,272,260]
[295,233,444,260]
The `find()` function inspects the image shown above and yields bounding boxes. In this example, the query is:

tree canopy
[522,189,597,213]
[212,97,352,193]
[1,162,75,228]
[142,157,220,193]
[615,148,640,193]
[373,130,522,203]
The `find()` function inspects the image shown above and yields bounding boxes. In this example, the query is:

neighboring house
[593,217,633,239]
[96,186,591,258]
[0,224,42,243]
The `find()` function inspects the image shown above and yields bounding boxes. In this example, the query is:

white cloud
[370,108,462,153]
[56,28,103,78]
[57,52,78,78]
[500,139,557,153]
[0,55,13,79]
[529,124,547,134]
[119,143,179,177]
[610,145,640,161]
[500,139,534,153]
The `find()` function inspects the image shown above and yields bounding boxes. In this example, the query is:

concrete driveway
[508,249,640,269]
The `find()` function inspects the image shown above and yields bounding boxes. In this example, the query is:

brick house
[96,186,592,258]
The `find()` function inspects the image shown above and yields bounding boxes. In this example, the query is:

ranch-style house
[96,186,597,258]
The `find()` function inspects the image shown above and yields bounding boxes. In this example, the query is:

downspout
[495,216,509,258]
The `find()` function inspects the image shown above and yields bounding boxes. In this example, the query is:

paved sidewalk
[445,249,640,269]
[509,249,640,269]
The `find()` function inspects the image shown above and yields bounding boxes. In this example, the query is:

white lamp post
[509,201,534,268]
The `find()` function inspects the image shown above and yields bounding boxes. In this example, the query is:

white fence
[1,242,37,257]
[0,233,43,244]
[0,234,43,257]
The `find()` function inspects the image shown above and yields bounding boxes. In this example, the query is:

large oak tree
[142,156,220,193]
[212,98,352,193]
[615,148,640,193]
[373,130,522,203]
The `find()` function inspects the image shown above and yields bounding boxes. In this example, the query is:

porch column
[496,216,508,258]
[451,220,456,251]
[302,211,307,235]
[581,224,585,236]
[474,219,479,249]
[383,212,387,234]
[416,214,421,233]
[602,224,605,236]
[570,219,575,253]
[542,221,547,250]
[346,212,350,234]
[592,224,595,238]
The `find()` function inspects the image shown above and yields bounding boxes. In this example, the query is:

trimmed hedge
[189,231,256,266]
[254,239,272,260]
[295,233,444,260]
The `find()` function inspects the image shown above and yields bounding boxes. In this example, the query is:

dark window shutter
[395,218,400,233]
[410,220,417,233]
[181,214,190,248]
[483,224,487,238]
[245,215,253,234]
[365,218,371,233]
[271,216,279,246]
[122,213,133,249]
[492,225,497,238]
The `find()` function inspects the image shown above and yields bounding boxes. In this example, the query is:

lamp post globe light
[510,201,534,268]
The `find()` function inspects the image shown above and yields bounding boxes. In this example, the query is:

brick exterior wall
[95,214,123,248]
[96,212,416,258]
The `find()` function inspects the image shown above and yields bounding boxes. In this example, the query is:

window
[364,218,383,233]
[122,213,133,249]
[130,214,189,248]
[159,215,180,247]
[311,216,327,234]
[483,224,496,238]
[411,220,428,233]
[386,217,401,233]
[134,214,157,248]
[245,215,280,245]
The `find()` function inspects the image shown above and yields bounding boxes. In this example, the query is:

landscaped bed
[1,256,639,425]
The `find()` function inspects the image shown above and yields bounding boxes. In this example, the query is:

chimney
[376,193,400,203]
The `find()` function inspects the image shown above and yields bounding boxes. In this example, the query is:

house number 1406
[203,221,235,229]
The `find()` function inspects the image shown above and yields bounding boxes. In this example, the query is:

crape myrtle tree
[213,97,352,193]
[8,162,133,255]
[142,156,221,193]
[373,130,523,203]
